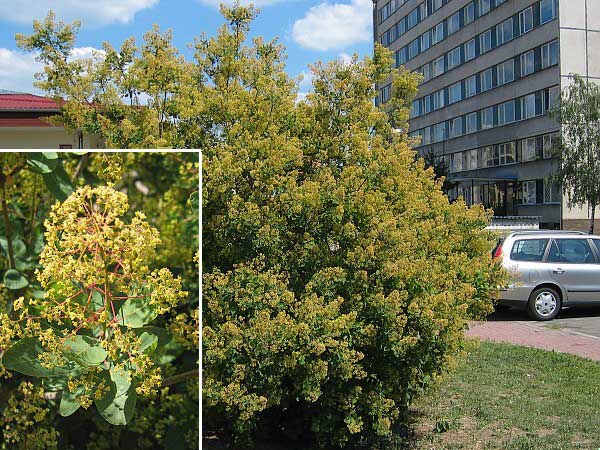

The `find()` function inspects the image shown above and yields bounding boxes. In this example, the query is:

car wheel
[527,287,561,321]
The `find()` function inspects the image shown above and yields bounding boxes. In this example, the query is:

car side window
[510,239,548,262]
[548,239,595,264]
[593,240,600,261]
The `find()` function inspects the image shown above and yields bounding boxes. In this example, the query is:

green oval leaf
[1,337,75,377]
[42,164,74,201]
[0,237,26,260]
[60,386,83,417]
[26,152,59,174]
[4,269,28,290]
[120,297,158,328]
[95,367,137,426]
[63,335,108,367]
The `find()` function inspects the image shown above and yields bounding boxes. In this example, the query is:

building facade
[0,91,100,149]
[373,0,600,230]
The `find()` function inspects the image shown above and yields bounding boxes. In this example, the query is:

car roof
[505,231,599,240]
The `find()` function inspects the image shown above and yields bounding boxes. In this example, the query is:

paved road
[489,304,600,339]
[467,305,600,361]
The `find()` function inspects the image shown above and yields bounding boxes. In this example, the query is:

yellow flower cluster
[0,382,59,450]
[3,186,186,404]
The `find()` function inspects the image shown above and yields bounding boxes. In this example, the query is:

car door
[547,238,600,303]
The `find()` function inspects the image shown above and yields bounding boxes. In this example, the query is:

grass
[404,341,600,449]
[204,342,600,449]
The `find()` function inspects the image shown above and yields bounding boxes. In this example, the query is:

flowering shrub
[202,6,505,448]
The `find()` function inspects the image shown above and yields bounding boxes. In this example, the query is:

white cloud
[0,47,104,94]
[0,49,43,94]
[0,0,158,27]
[197,0,284,7]
[338,52,353,65]
[296,69,314,102]
[292,0,372,51]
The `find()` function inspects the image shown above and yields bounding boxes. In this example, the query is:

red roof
[0,93,62,111]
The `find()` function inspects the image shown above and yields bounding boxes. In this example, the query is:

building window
[433,122,447,143]
[408,38,419,59]
[421,31,431,51]
[521,180,537,204]
[449,82,462,104]
[419,2,428,20]
[521,93,536,119]
[478,0,491,15]
[422,127,431,145]
[541,40,559,68]
[447,47,461,70]
[433,0,443,11]
[480,68,493,92]
[497,18,513,46]
[423,95,431,114]
[433,90,445,110]
[465,75,477,98]
[421,64,431,82]
[480,29,492,54]
[499,142,516,165]
[540,0,558,24]
[433,56,445,77]
[485,145,499,167]
[544,179,561,203]
[497,59,515,85]
[453,152,463,172]
[380,84,392,103]
[481,107,494,129]
[519,7,534,34]
[464,38,476,62]
[410,99,421,118]
[543,133,560,158]
[408,8,419,29]
[467,149,478,170]
[547,85,561,111]
[450,117,463,138]
[397,19,406,37]
[432,23,444,45]
[520,50,535,77]
[498,100,515,125]
[447,11,461,35]
[522,137,537,161]
[466,112,478,134]
[396,48,407,67]
[464,3,475,25]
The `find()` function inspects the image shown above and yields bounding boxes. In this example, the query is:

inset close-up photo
[0,152,199,450]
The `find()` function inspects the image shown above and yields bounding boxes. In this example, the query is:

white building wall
[0,127,101,149]
[558,0,600,225]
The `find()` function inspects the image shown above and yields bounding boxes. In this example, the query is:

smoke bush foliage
[202,5,504,448]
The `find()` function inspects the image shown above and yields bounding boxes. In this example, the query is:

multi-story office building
[373,0,600,230]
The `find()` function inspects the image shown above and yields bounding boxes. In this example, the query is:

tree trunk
[590,203,596,235]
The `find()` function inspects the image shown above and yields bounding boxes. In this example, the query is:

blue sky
[0,0,373,96]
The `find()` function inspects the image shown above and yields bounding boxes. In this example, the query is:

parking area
[467,305,600,361]
[490,304,600,339]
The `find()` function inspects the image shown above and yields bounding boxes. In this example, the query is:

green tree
[549,74,600,234]
[202,5,504,448]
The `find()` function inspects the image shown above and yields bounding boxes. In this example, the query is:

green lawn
[404,341,600,449]
[204,342,600,449]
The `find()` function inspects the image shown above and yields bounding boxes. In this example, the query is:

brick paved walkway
[466,320,600,362]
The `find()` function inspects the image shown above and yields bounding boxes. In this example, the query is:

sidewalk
[466,320,600,362]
